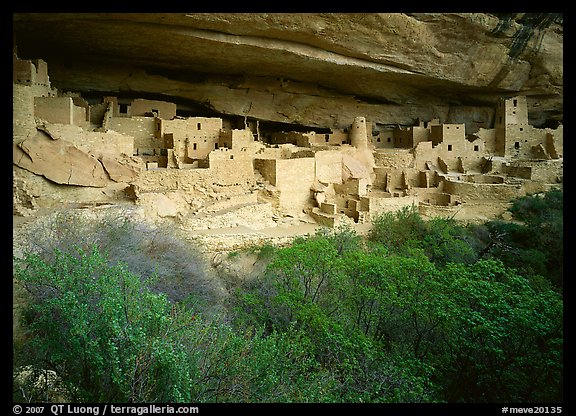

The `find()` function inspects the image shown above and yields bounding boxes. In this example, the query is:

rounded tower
[350,116,368,149]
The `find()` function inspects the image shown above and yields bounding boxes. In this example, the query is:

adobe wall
[134,164,255,194]
[442,179,524,202]
[182,202,276,230]
[496,96,529,128]
[34,97,74,125]
[162,117,222,160]
[315,150,343,184]
[275,158,315,212]
[254,158,277,185]
[73,104,88,127]
[412,138,485,173]
[103,97,130,118]
[90,101,108,126]
[307,130,349,147]
[503,125,564,160]
[430,124,465,146]
[474,128,497,154]
[13,84,37,142]
[372,127,395,149]
[108,116,156,149]
[374,148,415,169]
[270,131,304,146]
[366,193,419,217]
[208,152,255,186]
[546,125,563,158]
[219,129,258,151]
[130,98,177,119]
[13,57,51,92]
[373,167,390,190]
[334,177,370,198]
[34,96,89,128]
[395,124,430,148]
[40,124,135,158]
[416,188,453,206]
[506,159,563,183]
[434,141,484,171]
[377,168,414,194]
[13,58,35,84]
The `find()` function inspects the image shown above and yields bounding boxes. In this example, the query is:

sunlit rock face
[13,13,562,131]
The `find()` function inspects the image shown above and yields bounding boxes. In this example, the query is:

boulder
[13,130,110,187]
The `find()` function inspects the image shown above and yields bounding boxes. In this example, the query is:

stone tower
[494,96,529,157]
[350,116,368,149]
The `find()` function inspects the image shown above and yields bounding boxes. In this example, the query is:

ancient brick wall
[34,97,73,125]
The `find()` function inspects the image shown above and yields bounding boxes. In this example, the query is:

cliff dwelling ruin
[13,50,563,248]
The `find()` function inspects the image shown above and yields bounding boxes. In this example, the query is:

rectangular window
[448,144,453,151]
[513,99,517,107]
[119,104,128,114]
[193,143,197,150]
[474,145,479,151]
[325,134,330,142]
[197,122,201,130]
[514,142,520,149]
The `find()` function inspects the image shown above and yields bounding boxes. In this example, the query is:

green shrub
[14,245,195,402]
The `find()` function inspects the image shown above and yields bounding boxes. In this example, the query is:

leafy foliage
[14,245,193,402]
[481,189,563,289]
[13,190,563,403]
[13,245,330,403]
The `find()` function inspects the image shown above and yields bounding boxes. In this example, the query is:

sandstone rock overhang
[12,13,563,131]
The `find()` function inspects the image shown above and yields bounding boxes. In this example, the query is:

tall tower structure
[350,116,368,149]
[494,96,529,157]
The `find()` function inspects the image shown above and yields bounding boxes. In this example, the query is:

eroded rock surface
[13,13,563,130]
[13,130,110,187]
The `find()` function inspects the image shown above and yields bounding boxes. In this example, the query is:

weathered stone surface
[13,13,563,130]
[13,130,110,187]
[137,192,190,218]
[100,156,140,183]
[342,153,372,180]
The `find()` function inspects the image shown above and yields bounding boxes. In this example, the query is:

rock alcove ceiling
[12,12,563,133]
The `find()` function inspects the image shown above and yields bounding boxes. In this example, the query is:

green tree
[13,244,342,403]
[421,217,477,265]
[482,189,563,289]
[368,205,427,253]
[258,236,436,402]
[434,259,563,402]
[14,245,196,402]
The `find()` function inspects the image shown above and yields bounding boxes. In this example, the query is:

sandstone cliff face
[13,13,562,131]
